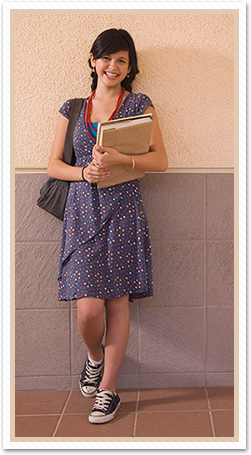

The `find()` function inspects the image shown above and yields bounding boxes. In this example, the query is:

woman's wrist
[121,154,135,171]
[82,167,86,181]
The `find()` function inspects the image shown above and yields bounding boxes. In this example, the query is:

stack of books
[96,113,153,189]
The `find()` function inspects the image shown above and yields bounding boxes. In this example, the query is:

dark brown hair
[88,28,139,92]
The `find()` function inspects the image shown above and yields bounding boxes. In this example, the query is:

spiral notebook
[96,113,153,189]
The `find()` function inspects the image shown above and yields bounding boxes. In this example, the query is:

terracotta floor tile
[65,389,138,415]
[138,388,208,412]
[114,389,138,413]
[15,415,59,437]
[211,410,234,437]
[135,411,213,437]
[14,387,234,438]
[15,390,70,416]
[207,387,234,410]
[64,390,94,414]
[55,412,135,437]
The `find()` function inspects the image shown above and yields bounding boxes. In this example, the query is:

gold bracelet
[124,156,135,172]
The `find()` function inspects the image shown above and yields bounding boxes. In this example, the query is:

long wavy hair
[88,28,139,92]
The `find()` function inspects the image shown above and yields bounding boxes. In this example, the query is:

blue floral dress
[58,92,154,303]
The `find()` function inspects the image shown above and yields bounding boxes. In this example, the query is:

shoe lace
[93,390,113,412]
[81,358,103,386]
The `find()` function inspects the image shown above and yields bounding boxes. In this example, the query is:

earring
[127,72,130,78]
[92,67,96,73]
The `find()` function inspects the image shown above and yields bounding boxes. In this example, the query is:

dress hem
[58,289,153,303]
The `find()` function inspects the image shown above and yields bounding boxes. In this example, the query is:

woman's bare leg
[77,297,105,361]
[99,294,130,392]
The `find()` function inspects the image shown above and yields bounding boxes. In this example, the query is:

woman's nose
[108,60,117,69]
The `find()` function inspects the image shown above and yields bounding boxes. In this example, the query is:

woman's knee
[77,297,105,325]
[105,294,130,312]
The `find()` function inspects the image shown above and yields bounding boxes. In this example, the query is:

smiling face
[90,50,131,88]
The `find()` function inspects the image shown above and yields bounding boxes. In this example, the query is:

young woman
[47,28,168,424]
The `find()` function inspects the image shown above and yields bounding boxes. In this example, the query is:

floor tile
[64,390,94,414]
[14,387,234,438]
[212,410,234,437]
[110,389,138,413]
[138,388,208,412]
[65,389,138,415]
[15,415,59,437]
[135,411,213,437]
[15,390,70,416]
[55,412,135,437]
[207,387,234,409]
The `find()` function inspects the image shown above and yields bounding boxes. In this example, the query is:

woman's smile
[90,50,130,85]
[104,71,119,80]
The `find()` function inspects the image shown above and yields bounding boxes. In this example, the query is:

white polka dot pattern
[57,93,154,303]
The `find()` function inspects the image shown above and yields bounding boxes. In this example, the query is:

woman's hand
[92,144,121,168]
[84,160,110,183]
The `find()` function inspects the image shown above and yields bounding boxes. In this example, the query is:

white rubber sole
[88,401,122,424]
[79,381,97,398]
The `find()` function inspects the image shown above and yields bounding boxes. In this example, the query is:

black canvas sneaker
[79,346,104,398]
[88,389,121,424]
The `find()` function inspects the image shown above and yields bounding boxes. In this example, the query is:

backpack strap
[62,98,84,165]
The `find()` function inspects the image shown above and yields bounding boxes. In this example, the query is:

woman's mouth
[104,71,119,80]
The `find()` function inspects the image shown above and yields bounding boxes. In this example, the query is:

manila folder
[97,115,153,189]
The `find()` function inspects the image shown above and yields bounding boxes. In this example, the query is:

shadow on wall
[135,46,234,167]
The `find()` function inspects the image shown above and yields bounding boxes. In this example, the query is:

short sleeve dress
[58,92,154,303]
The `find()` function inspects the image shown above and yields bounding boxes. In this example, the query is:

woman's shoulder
[129,92,154,114]
[58,96,87,120]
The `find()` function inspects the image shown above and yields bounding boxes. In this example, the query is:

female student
[47,28,168,424]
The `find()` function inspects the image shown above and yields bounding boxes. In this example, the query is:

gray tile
[206,373,234,387]
[15,310,71,376]
[141,241,204,307]
[119,307,139,374]
[139,308,205,373]
[15,174,63,242]
[140,174,205,240]
[14,173,234,392]
[140,373,205,388]
[15,242,68,309]
[116,374,139,389]
[206,242,234,306]
[206,308,234,372]
[15,376,71,391]
[206,174,234,239]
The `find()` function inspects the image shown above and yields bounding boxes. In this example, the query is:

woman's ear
[90,53,96,69]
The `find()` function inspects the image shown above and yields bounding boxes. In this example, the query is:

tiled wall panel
[15,173,234,389]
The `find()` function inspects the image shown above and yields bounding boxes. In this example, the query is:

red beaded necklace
[85,87,125,140]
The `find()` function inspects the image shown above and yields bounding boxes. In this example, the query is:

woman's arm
[47,114,83,181]
[122,105,168,171]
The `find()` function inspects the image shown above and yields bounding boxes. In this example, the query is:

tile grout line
[51,389,73,437]
[14,304,235,312]
[16,413,61,417]
[69,305,73,389]
[15,239,234,244]
[15,407,234,418]
[205,387,216,437]
[132,390,140,437]
[137,301,140,385]
[204,174,208,387]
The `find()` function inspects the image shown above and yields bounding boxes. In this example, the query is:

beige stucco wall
[14,12,234,169]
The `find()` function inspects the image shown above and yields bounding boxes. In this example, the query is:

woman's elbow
[47,164,52,178]
[47,161,55,178]
[160,155,168,171]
